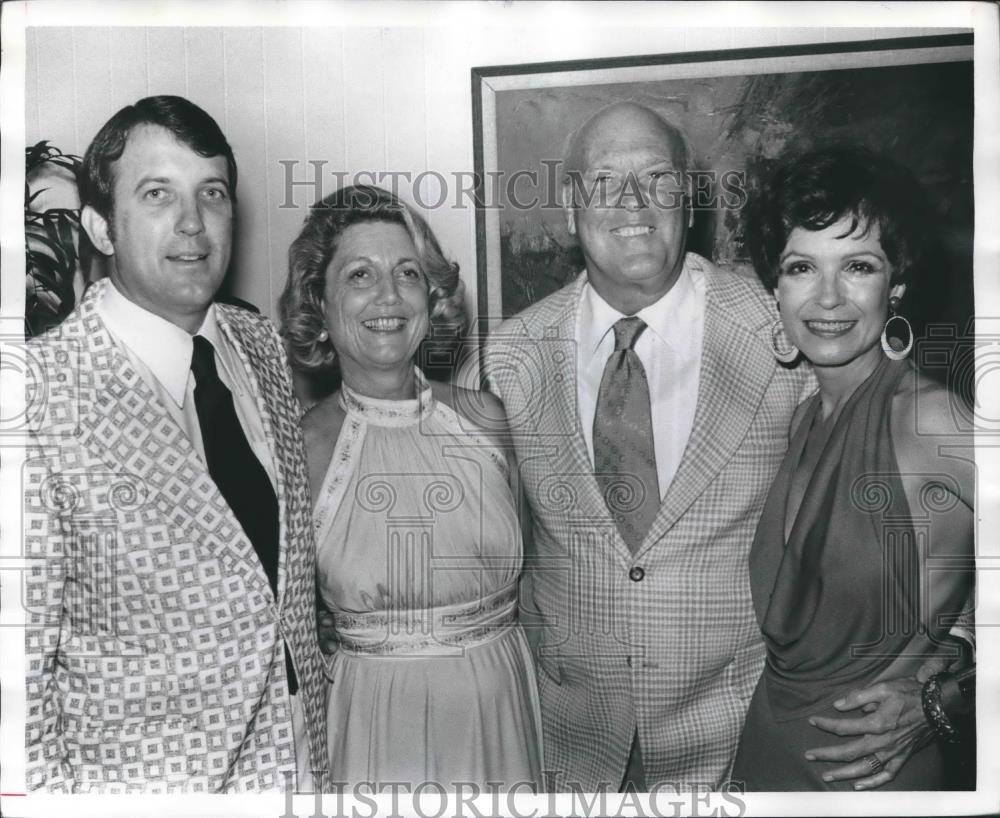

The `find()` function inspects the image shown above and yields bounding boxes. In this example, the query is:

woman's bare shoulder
[302,391,347,501]
[891,368,974,505]
[302,391,346,445]
[891,369,970,441]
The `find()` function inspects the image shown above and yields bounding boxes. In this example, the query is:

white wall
[25,22,963,320]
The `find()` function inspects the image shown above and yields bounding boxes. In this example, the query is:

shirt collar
[99,281,220,407]
[579,254,703,358]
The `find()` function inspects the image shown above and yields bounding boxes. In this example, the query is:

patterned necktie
[593,317,660,553]
[190,335,297,694]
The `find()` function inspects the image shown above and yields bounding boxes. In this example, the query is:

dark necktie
[593,317,661,554]
[190,335,297,694]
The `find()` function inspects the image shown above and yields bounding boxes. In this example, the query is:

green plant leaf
[27,256,75,311]
[27,187,50,207]
[24,141,84,337]
[47,155,81,170]
[55,219,79,263]
[27,251,64,289]
[26,141,53,168]
[41,208,81,224]
[26,230,72,268]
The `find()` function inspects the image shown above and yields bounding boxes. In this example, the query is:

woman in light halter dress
[279,185,543,791]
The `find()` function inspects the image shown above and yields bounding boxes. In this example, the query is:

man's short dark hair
[79,95,237,219]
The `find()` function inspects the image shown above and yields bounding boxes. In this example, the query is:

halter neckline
[339,368,434,428]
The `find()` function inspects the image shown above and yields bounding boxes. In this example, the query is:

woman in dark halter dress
[730,147,974,790]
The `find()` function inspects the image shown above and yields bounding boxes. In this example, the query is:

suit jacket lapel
[71,283,274,601]
[216,309,293,606]
[542,278,594,474]
[640,268,777,553]
[76,287,202,476]
[533,276,634,564]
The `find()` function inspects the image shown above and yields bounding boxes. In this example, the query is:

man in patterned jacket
[24,95,327,791]
[479,102,810,791]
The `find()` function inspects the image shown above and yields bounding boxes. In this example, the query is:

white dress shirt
[576,254,707,499]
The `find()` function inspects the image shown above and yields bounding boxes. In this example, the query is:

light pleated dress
[314,369,543,790]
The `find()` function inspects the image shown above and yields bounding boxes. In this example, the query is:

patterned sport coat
[23,279,328,792]
[482,254,812,791]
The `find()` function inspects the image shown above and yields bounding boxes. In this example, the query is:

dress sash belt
[332,582,519,657]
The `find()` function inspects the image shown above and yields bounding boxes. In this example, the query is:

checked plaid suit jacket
[23,280,328,792]
[482,253,813,791]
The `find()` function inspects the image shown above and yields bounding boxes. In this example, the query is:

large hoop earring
[771,318,799,364]
[881,295,913,360]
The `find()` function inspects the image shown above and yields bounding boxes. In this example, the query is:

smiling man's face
[84,123,233,332]
[564,104,691,314]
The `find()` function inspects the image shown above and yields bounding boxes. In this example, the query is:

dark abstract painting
[490,56,973,344]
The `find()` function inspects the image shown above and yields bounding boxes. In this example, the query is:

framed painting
[470,33,974,344]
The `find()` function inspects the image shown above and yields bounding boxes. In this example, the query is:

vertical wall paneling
[108,27,149,113]
[71,28,113,155]
[263,27,307,314]
[422,28,477,301]
[184,28,227,131]
[34,28,78,153]
[686,27,747,51]
[223,28,269,312]
[145,28,187,98]
[637,27,685,57]
[341,28,387,177]
[25,28,39,142]
[301,27,347,185]
[301,26,347,210]
[768,28,834,47]
[382,28,428,210]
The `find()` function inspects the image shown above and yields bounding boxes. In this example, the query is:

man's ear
[80,205,115,256]
[561,181,577,237]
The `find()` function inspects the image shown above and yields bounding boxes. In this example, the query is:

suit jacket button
[629,566,645,582]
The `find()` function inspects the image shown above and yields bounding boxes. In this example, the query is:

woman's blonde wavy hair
[279,184,467,374]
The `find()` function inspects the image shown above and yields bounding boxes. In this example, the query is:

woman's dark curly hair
[279,184,467,373]
[745,145,932,292]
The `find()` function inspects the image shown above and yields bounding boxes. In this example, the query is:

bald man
[480,103,813,790]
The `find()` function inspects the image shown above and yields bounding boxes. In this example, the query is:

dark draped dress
[731,357,945,790]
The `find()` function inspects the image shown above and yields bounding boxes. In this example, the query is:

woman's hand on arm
[804,656,947,789]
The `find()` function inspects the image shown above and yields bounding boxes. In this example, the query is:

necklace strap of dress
[312,411,366,549]
[338,367,434,427]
